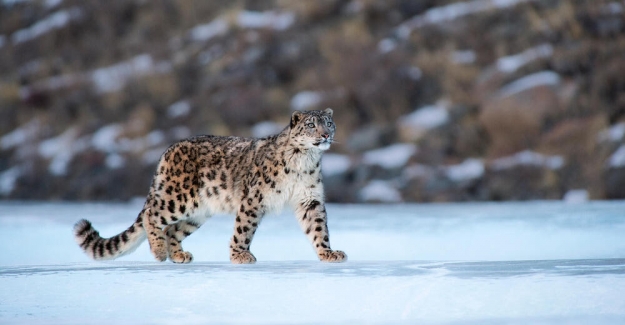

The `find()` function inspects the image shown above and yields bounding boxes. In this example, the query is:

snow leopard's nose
[321,133,330,139]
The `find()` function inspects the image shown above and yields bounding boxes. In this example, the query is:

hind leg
[165,216,208,264]
[142,208,168,261]
[229,207,264,264]
[143,199,201,262]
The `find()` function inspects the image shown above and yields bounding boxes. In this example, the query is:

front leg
[297,199,347,263]
[229,205,262,264]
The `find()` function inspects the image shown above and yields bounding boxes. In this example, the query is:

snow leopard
[74,108,347,264]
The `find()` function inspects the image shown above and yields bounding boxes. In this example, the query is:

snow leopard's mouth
[313,138,331,145]
[314,139,332,150]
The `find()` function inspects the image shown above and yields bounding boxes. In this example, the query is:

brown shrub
[480,85,562,157]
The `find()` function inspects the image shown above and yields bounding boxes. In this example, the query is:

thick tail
[74,212,146,260]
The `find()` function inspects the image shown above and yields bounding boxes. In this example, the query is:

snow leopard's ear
[324,108,333,117]
[291,110,303,128]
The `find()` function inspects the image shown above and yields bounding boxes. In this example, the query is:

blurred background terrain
[0,0,624,203]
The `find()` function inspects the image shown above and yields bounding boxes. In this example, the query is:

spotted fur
[74,109,347,264]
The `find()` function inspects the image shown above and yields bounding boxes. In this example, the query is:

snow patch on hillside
[189,18,229,42]
[398,104,450,141]
[602,1,623,14]
[237,11,296,31]
[377,38,397,53]
[598,123,625,143]
[498,71,561,97]
[2,0,61,7]
[451,50,477,64]
[38,127,89,176]
[397,0,536,38]
[251,121,283,138]
[91,54,168,93]
[173,126,192,139]
[120,130,165,153]
[11,8,81,44]
[0,119,40,150]
[1,117,184,184]
[491,150,565,170]
[291,91,323,111]
[188,10,295,43]
[402,105,450,130]
[19,54,172,97]
[563,189,590,204]
[322,154,351,176]
[359,180,402,202]
[609,145,625,168]
[363,143,417,169]
[445,158,485,182]
[0,167,22,195]
[167,100,191,118]
[497,44,553,73]
[92,124,123,153]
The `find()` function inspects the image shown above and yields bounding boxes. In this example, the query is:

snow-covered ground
[1,201,625,324]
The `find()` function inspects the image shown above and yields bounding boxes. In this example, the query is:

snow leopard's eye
[307,123,315,128]
[326,121,333,127]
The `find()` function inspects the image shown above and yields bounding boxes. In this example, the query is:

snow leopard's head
[290,108,335,151]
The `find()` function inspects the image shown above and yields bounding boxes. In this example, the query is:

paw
[151,245,168,262]
[170,251,194,264]
[319,250,347,263]
[230,251,257,264]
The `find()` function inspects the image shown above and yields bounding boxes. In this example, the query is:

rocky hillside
[1,0,624,202]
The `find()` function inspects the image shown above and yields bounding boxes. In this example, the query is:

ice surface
[1,201,625,324]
